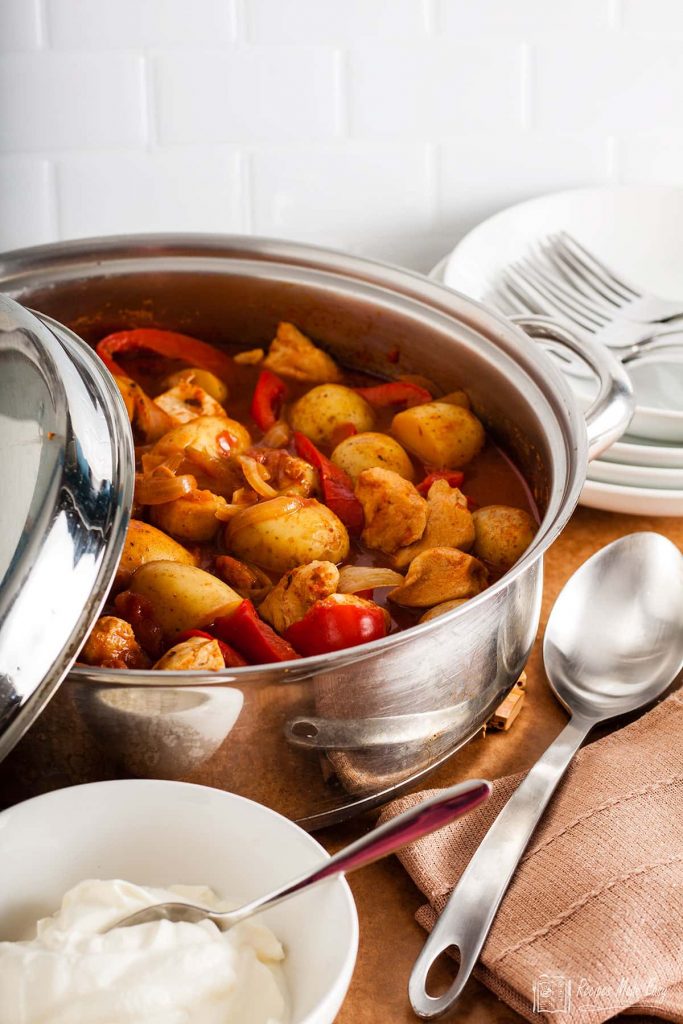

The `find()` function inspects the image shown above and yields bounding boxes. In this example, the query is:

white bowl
[0,780,358,1024]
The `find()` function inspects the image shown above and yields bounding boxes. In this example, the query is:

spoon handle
[227,779,491,926]
[409,713,592,1020]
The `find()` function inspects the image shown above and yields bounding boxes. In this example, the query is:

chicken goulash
[81,323,539,671]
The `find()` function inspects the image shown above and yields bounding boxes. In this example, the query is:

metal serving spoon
[410,532,683,1020]
[102,778,491,934]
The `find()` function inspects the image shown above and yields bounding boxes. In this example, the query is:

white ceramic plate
[581,478,683,516]
[0,780,359,1024]
[601,437,683,470]
[587,458,683,491]
[442,185,683,305]
[430,186,683,512]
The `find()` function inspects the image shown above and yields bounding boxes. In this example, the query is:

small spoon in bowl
[101,778,491,934]
[410,531,683,1020]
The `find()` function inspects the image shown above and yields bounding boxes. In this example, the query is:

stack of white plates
[429,186,683,517]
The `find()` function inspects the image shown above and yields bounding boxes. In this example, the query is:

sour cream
[0,878,289,1024]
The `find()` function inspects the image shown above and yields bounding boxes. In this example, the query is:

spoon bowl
[544,532,683,720]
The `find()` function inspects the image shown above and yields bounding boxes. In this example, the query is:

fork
[497,261,683,357]
[100,779,491,934]
[540,231,683,324]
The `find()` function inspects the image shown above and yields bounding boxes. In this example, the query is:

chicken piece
[154,381,227,425]
[81,616,150,669]
[259,561,340,634]
[355,468,427,555]
[263,322,341,384]
[393,480,475,569]
[153,635,224,671]
[114,376,173,443]
[215,555,273,603]
[388,547,488,608]
[150,489,228,543]
[246,448,317,497]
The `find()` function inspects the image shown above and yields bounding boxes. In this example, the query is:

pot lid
[0,294,133,762]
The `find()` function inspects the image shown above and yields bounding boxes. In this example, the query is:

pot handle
[510,315,635,461]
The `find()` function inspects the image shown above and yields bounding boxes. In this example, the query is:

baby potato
[289,385,375,446]
[472,505,538,570]
[152,415,251,461]
[150,489,227,543]
[332,432,414,482]
[128,561,242,640]
[114,519,196,590]
[392,402,485,469]
[164,367,229,405]
[226,496,349,573]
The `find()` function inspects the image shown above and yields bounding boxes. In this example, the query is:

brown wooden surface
[320,506,683,1023]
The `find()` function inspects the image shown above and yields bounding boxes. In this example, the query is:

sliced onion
[337,565,404,594]
[260,419,291,448]
[239,455,278,498]
[183,445,226,479]
[234,347,265,366]
[135,471,197,506]
[227,495,304,534]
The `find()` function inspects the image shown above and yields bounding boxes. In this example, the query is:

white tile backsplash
[533,36,683,133]
[0,0,42,51]
[0,158,55,249]
[45,0,236,49]
[245,0,429,44]
[153,47,340,143]
[56,148,246,237]
[437,0,611,34]
[0,53,146,152]
[437,134,612,237]
[1,1,682,270]
[251,143,433,238]
[348,41,524,138]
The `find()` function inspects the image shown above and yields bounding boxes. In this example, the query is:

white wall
[1,0,681,272]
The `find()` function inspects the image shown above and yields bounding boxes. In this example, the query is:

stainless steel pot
[0,236,633,828]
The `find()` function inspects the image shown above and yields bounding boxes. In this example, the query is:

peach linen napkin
[379,692,683,1024]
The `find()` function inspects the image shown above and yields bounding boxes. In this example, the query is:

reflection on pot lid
[0,294,133,762]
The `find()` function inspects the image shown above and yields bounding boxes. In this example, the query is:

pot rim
[0,233,632,685]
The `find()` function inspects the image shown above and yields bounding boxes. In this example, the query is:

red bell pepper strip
[175,628,248,668]
[293,432,364,533]
[250,369,288,432]
[330,422,358,447]
[285,596,388,657]
[96,328,233,381]
[416,470,465,495]
[354,381,431,408]
[212,601,300,664]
